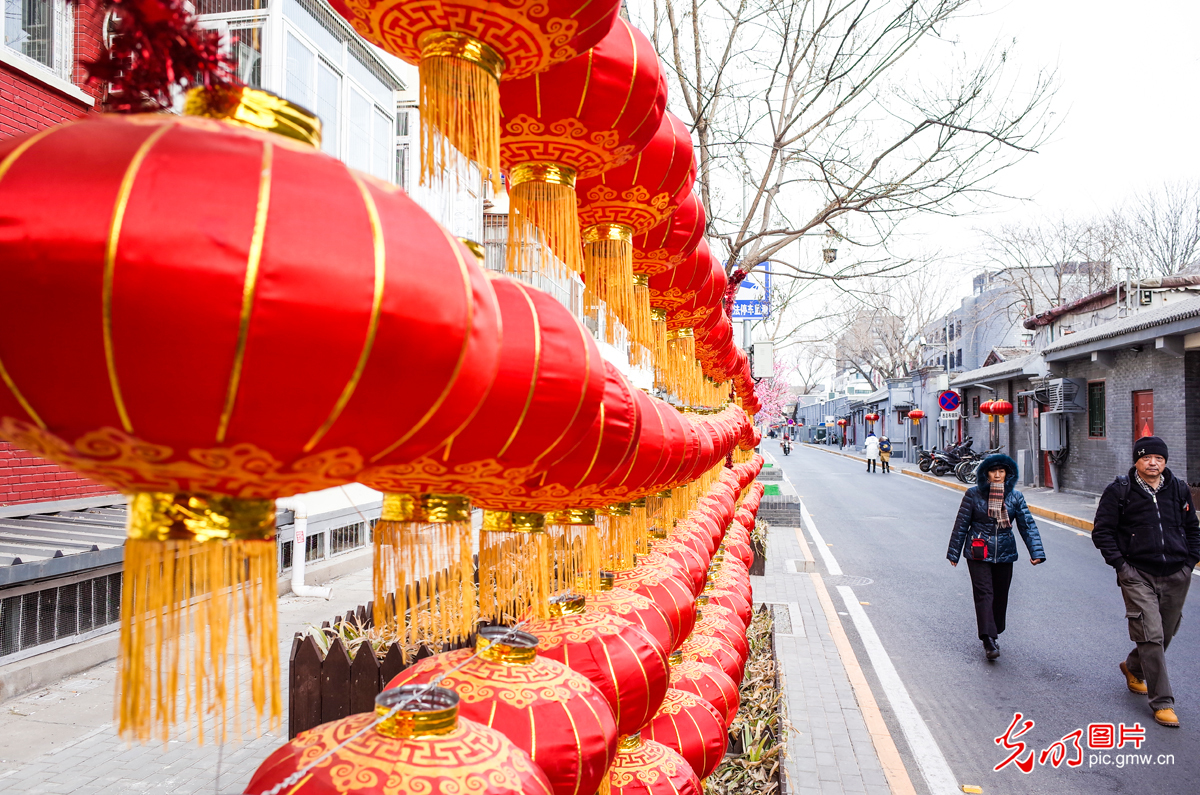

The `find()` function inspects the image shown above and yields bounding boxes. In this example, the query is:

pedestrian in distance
[864,432,880,473]
[947,454,1045,660]
[878,436,892,473]
[1091,436,1200,729]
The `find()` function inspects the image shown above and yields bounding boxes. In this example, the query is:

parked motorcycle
[917,448,934,472]
[954,446,1002,484]
[930,437,975,477]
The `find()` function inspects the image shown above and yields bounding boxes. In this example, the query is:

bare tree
[1111,180,1200,277]
[639,0,1058,287]
[823,267,956,389]
[981,216,1115,317]
[777,344,830,395]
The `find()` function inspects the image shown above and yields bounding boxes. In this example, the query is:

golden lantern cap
[548,593,587,617]
[650,308,668,323]
[382,493,471,523]
[605,502,633,517]
[127,492,275,543]
[418,30,505,82]
[598,571,615,591]
[476,626,539,665]
[375,685,460,738]
[630,498,648,508]
[657,489,674,498]
[184,86,321,148]
[632,273,650,288]
[696,594,711,606]
[667,327,695,340]
[618,733,643,751]
[649,526,668,540]
[546,508,597,526]
[509,161,576,189]
[668,650,683,666]
[482,510,546,533]
[458,238,486,261]
[582,222,634,245]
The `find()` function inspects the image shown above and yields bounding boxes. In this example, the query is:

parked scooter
[954,446,1002,483]
[917,447,934,472]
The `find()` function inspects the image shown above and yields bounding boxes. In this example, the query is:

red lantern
[522,594,669,738]
[328,0,621,188]
[605,735,703,795]
[577,112,696,350]
[836,418,849,427]
[980,399,995,416]
[693,605,749,667]
[247,687,554,795]
[500,20,666,277]
[641,689,727,781]
[614,560,697,651]
[668,653,740,727]
[865,412,880,423]
[0,101,504,743]
[587,574,675,654]
[679,632,745,686]
[633,192,706,277]
[387,628,618,795]
[991,399,1013,416]
[908,409,926,422]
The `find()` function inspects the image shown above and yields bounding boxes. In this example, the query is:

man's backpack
[1113,474,1191,514]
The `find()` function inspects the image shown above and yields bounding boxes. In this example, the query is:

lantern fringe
[651,315,668,383]
[118,538,280,745]
[479,531,553,622]
[419,51,501,191]
[583,236,634,345]
[665,334,698,403]
[372,519,475,655]
[628,278,654,364]
[507,179,582,276]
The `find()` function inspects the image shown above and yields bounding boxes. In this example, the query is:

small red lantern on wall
[836,418,848,428]
[864,412,880,423]
[908,410,926,423]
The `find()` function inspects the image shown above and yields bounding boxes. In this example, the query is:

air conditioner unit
[1044,378,1086,413]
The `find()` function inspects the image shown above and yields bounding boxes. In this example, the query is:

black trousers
[966,559,1014,639]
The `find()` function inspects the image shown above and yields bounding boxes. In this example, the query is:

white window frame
[0,0,92,105]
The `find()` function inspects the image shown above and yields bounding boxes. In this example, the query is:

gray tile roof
[1042,295,1200,352]
[950,353,1039,386]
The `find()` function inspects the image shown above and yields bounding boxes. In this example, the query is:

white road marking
[839,587,961,795]
[800,500,843,576]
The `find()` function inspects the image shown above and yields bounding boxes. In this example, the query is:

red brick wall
[0,442,117,507]
[0,0,105,139]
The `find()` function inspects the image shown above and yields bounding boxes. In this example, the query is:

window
[956,320,962,339]
[304,531,324,562]
[972,396,981,418]
[1088,382,1106,438]
[1017,394,1028,416]
[4,0,73,79]
[228,27,264,88]
[948,323,955,342]
[956,349,963,368]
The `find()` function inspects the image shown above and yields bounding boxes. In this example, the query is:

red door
[1132,390,1154,438]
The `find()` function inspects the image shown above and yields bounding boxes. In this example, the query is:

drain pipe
[277,497,332,599]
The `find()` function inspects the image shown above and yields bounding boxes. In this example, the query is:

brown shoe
[1154,708,1179,728]
[1121,662,1148,694]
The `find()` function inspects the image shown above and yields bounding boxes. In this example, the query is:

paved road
[773,444,1199,795]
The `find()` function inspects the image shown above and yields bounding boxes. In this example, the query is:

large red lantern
[980,399,995,416]
[837,418,849,428]
[605,734,703,795]
[328,0,621,189]
[387,628,618,795]
[500,20,666,277]
[668,652,740,727]
[908,409,926,422]
[865,412,880,423]
[358,275,605,642]
[587,573,675,654]
[641,689,728,781]
[522,593,669,737]
[0,95,503,743]
[991,399,1013,416]
[633,192,706,277]
[614,559,697,651]
[247,687,554,795]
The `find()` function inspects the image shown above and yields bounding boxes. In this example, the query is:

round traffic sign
[938,390,961,412]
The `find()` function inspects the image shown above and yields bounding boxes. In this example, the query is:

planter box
[749,540,767,576]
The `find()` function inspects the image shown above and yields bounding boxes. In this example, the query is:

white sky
[905,0,1200,283]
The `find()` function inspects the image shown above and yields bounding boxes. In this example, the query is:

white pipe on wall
[276,497,332,599]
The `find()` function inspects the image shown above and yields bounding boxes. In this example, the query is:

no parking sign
[938,390,961,412]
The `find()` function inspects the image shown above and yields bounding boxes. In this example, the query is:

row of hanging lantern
[0,0,765,790]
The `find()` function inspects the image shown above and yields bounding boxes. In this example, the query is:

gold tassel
[582,223,635,344]
[506,163,581,276]
[650,308,668,384]
[418,32,504,191]
[547,509,601,597]
[373,494,475,655]
[118,493,280,745]
[479,511,551,622]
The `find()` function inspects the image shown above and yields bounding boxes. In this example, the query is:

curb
[803,442,1096,533]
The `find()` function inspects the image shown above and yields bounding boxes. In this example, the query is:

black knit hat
[1134,436,1168,463]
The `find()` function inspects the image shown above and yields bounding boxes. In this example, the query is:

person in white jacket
[864,432,880,473]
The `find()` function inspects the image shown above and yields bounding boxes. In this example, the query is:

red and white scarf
[988,482,1010,528]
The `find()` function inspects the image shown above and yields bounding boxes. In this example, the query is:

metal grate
[304,532,324,563]
[0,571,122,659]
[769,603,792,634]
[196,0,269,13]
[329,520,365,556]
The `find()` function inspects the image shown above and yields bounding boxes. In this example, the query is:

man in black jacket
[1092,436,1200,728]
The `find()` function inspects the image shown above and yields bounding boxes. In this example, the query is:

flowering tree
[754,357,792,427]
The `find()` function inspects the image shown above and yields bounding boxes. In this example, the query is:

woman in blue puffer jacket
[947,454,1046,660]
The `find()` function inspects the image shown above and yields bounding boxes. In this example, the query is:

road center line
[838,587,961,795]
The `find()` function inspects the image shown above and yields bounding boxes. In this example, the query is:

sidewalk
[801,442,1099,531]
[752,515,909,795]
[0,566,374,794]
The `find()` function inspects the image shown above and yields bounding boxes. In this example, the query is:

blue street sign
[733,269,770,319]
[938,390,961,412]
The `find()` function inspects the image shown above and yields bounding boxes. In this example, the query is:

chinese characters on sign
[993,713,1163,773]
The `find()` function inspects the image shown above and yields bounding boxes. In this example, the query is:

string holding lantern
[499,19,666,281]
[0,89,505,744]
[327,0,622,189]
